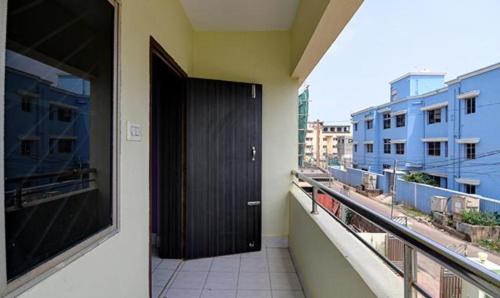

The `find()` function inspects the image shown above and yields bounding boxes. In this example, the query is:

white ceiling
[180,0,300,31]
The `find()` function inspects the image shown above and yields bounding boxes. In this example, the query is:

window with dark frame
[366,119,373,129]
[395,143,405,155]
[383,138,391,154]
[354,144,358,152]
[466,97,476,114]
[464,184,476,194]
[366,143,373,153]
[383,164,391,169]
[3,0,115,281]
[428,142,441,156]
[428,108,441,124]
[383,113,391,129]
[21,97,32,112]
[396,114,405,127]
[466,143,476,159]
[354,123,358,131]
[20,140,36,156]
[445,141,448,157]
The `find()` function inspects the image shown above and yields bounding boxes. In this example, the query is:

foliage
[402,172,439,187]
[462,211,500,226]
[479,239,500,253]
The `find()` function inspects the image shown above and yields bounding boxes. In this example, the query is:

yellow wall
[192,31,298,237]
[289,186,403,298]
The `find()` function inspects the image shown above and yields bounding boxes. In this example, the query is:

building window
[3,0,116,283]
[383,164,391,170]
[466,97,476,114]
[395,143,405,155]
[354,123,358,131]
[428,109,441,124]
[20,140,36,156]
[366,144,373,153]
[366,119,373,129]
[444,142,448,157]
[383,138,391,154]
[464,184,476,194]
[383,113,391,129]
[430,175,441,187]
[354,144,358,152]
[396,114,405,127]
[428,142,441,156]
[21,97,32,112]
[466,143,476,160]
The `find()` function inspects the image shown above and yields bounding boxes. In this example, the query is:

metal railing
[292,170,500,298]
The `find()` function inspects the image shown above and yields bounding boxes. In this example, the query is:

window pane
[4,0,115,280]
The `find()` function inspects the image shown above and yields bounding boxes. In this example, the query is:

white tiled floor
[151,247,305,298]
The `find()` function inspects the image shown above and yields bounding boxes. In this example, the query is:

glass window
[465,184,476,194]
[466,143,476,159]
[396,114,405,127]
[466,97,476,114]
[383,113,391,129]
[383,138,391,154]
[396,143,405,155]
[366,144,373,153]
[3,0,116,282]
[428,109,441,124]
[354,144,358,152]
[428,142,441,156]
[354,123,358,131]
[366,119,373,129]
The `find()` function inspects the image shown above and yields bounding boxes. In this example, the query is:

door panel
[186,78,262,259]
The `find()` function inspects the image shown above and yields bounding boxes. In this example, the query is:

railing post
[311,186,319,214]
[404,244,416,298]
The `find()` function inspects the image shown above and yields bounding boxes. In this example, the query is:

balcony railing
[292,170,500,298]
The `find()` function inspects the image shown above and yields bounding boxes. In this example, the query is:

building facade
[352,63,500,200]
[304,121,352,168]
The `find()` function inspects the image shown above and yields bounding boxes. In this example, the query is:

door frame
[148,37,187,296]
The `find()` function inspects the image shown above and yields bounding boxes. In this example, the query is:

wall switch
[127,121,142,141]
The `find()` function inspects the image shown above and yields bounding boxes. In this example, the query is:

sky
[304,0,500,124]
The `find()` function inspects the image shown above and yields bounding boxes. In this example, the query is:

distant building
[4,52,90,200]
[351,63,500,200]
[304,121,352,168]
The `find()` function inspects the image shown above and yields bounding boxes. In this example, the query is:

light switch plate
[126,121,142,141]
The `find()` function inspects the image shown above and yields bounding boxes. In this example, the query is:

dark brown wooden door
[185,78,262,259]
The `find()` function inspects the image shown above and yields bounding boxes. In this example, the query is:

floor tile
[211,257,240,272]
[204,272,238,290]
[270,273,302,290]
[180,258,213,272]
[201,289,236,298]
[152,257,162,270]
[268,258,295,273]
[158,259,182,270]
[241,250,266,259]
[272,290,305,298]
[170,271,208,289]
[153,269,175,286]
[237,272,271,290]
[236,290,272,298]
[267,248,291,259]
[240,258,268,273]
[164,288,202,298]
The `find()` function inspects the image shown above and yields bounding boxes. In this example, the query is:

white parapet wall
[288,185,403,298]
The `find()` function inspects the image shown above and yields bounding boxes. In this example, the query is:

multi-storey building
[352,63,500,199]
[304,121,352,167]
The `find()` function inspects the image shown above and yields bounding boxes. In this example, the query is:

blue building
[4,52,90,204]
[351,63,500,200]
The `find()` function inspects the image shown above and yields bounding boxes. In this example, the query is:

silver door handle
[251,146,256,161]
[247,201,261,206]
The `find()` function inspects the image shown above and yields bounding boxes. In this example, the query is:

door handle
[251,146,256,161]
[247,201,261,206]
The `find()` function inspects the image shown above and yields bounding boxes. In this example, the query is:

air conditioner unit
[362,172,377,190]
[431,196,448,213]
[451,195,480,215]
